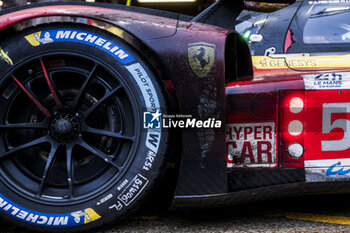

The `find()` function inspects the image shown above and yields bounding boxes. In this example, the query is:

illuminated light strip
[270,212,350,225]
[138,0,196,3]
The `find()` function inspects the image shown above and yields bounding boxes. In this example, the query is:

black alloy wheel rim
[0,52,140,205]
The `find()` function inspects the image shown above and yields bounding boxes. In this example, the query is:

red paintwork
[253,66,350,78]
[226,75,305,168]
[284,29,292,54]
[279,90,305,168]
[148,20,230,195]
[304,90,350,161]
[0,5,177,40]
[0,3,237,195]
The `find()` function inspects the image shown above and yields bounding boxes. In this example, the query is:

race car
[236,0,350,76]
[0,0,349,232]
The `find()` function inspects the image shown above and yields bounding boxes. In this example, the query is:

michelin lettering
[0,193,100,227]
[25,29,135,64]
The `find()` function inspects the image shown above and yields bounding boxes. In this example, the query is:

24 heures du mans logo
[143,110,222,129]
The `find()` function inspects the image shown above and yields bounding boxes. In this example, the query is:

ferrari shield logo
[188,42,215,78]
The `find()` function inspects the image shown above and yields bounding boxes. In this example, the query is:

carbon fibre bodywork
[0,2,240,201]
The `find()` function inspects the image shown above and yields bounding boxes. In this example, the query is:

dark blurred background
[0,0,217,16]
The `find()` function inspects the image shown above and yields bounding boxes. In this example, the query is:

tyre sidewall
[0,24,167,232]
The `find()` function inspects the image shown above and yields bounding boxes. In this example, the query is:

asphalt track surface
[0,193,349,233]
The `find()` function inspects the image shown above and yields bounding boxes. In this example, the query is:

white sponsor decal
[117,174,149,206]
[226,122,276,168]
[109,201,123,212]
[163,117,221,128]
[305,158,350,167]
[96,194,113,206]
[322,102,350,151]
[117,179,129,191]
[146,132,160,153]
[143,149,157,171]
[303,73,350,90]
[126,63,162,154]
[125,63,160,111]
[309,0,350,4]
[305,159,350,182]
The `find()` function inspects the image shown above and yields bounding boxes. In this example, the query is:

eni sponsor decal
[0,193,100,227]
[188,42,215,78]
[24,29,135,64]
[226,122,276,168]
[0,47,13,65]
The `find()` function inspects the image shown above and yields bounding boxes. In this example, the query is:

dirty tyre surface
[0,23,168,232]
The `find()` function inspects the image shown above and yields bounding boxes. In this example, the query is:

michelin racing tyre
[0,24,168,232]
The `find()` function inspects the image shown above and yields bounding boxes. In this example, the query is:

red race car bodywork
[0,0,349,232]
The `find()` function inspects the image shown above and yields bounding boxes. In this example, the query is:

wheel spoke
[82,126,134,141]
[0,122,48,130]
[40,59,63,109]
[77,139,120,170]
[38,143,59,196]
[71,64,98,111]
[81,86,122,119]
[66,145,74,198]
[13,77,51,118]
[0,135,49,160]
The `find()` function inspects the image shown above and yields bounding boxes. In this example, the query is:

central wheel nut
[51,113,80,141]
[54,119,73,135]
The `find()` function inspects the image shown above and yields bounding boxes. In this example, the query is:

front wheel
[0,23,168,232]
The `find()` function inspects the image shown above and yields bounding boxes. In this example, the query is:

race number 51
[322,102,350,151]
